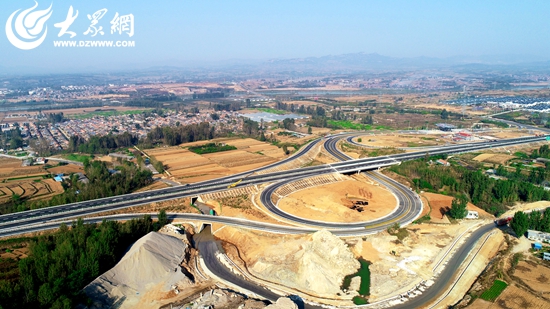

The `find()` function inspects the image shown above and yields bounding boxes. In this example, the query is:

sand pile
[250,229,360,297]
[84,232,193,309]
[265,297,298,309]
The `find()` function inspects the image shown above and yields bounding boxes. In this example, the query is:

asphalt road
[392,224,497,309]
[0,134,544,231]
[195,225,323,309]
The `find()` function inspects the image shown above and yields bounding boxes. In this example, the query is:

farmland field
[0,179,64,214]
[480,280,508,302]
[147,138,286,183]
[513,261,550,293]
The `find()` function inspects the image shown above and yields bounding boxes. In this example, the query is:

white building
[527,230,550,243]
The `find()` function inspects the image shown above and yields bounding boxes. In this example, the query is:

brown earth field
[422,193,493,224]
[0,179,63,206]
[28,106,145,116]
[277,179,397,223]
[353,134,448,148]
[513,260,550,293]
[472,153,516,165]
[487,130,535,139]
[468,284,550,309]
[47,164,84,175]
[0,158,47,180]
[147,138,287,183]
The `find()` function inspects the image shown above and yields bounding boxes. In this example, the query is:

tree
[158,209,169,226]
[307,126,312,134]
[449,195,468,219]
[358,138,362,143]
[259,131,266,142]
[441,109,449,120]
[511,211,529,238]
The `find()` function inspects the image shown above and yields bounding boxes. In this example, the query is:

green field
[63,154,93,163]
[327,120,390,131]
[188,143,237,155]
[69,109,146,119]
[480,280,508,302]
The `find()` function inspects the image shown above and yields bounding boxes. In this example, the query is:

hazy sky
[1,0,549,73]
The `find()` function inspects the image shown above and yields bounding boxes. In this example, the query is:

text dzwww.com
[53,41,136,48]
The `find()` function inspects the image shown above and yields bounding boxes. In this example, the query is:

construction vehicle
[227,179,242,189]
[495,217,512,226]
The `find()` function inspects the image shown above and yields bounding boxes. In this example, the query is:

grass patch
[328,120,372,131]
[413,214,431,224]
[63,153,93,163]
[480,280,508,302]
[188,143,237,155]
[387,223,409,241]
[342,258,371,297]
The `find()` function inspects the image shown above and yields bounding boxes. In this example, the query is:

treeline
[274,101,327,116]
[142,122,214,147]
[13,160,153,213]
[0,127,24,150]
[67,122,215,154]
[0,215,167,309]
[68,132,139,154]
[125,94,182,107]
[44,113,65,124]
[511,209,550,238]
[390,158,550,216]
[213,102,241,112]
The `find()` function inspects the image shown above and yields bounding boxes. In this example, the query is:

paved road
[195,225,323,309]
[392,224,497,309]
[0,135,544,232]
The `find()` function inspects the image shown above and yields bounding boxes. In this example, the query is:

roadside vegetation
[3,160,153,215]
[389,153,550,216]
[0,213,168,309]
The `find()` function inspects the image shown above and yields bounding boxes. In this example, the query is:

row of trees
[67,133,139,154]
[0,215,166,309]
[273,101,327,116]
[14,160,153,213]
[511,209,550,238]
[390,158,550,216]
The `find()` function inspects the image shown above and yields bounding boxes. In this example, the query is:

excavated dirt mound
[84,232,193,309]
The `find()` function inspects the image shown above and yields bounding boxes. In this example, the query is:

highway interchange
[0,129,547,308]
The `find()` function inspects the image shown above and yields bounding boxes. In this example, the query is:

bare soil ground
[148,138,285,183]
[47,164,84,175]
[468,284,550,309]
[500,201,550,219]
[513,261,550,293]
[277,179,397,223]
[0,158,47,180]
[422,193,493,224]
[488,130,534,139]
[354,134,447,148]
[473,154,515,165]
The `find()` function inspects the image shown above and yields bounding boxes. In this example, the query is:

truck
[144,157,150,165]
[495,217,512,226]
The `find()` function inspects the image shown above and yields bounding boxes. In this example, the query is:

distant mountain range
[3,52,550,76]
